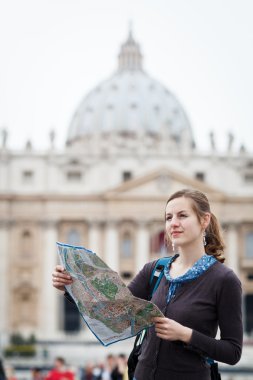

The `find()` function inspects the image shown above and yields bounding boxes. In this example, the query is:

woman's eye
[179,214,187,218]
[166,216,172,221]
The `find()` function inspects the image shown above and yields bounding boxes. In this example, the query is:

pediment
[103,167,225,201]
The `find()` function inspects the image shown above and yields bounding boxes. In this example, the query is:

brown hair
[166,189,225,263]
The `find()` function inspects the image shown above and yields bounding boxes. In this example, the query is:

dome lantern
[118,28,143,72]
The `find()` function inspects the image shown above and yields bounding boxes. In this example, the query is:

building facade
[0,31,253,344]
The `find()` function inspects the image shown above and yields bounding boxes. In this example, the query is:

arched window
[121,232,133,257]
[103,102,115,131]
[21,230,33,259]
[63,297,81,333]
[245,232,253,258]
[245,294,253,334]
[13,284,37,328]
[128,102,139,131]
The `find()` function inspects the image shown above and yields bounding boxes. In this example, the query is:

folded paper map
[57,242,164,346]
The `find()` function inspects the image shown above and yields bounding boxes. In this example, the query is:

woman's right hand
[52,265,73,291]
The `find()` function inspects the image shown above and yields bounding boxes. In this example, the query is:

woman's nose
[170,216,180,226]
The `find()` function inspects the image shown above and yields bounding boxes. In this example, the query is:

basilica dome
[67,31,194,146]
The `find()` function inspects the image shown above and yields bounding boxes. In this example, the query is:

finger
[55,265,66,272]
[52,275,72,283]
[52,277,73,285]
[155,318,170,325]
[155,329,164,335]
[52,282,71,291]
[153,317,165,323]
[53,281,66,289]
[154,321,168,328]
[52,271,72,280]
[155,327,168,334]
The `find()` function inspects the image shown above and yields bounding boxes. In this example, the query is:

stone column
[225,223,239,275]
[39,221,59,338]
[0,222,9,349]
[136,222,150,272]
[88,221,100,254]
[104,221,119,272]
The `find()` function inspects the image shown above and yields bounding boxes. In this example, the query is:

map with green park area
[57,242,163,346]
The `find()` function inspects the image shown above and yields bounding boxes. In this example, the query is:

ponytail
[205,213,225,263]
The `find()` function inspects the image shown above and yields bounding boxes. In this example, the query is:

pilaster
[104,221,119,272]
[136,221,150,272]
[39,221,59,338]
[88,221,101,254]
[0,222,10,345]
[225,223,240,275]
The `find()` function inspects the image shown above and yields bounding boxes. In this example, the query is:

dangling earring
[203,231,207,246]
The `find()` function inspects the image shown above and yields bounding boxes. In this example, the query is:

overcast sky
[0,0,253,153]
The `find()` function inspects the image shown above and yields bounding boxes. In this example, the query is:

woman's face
[165,196,205,249]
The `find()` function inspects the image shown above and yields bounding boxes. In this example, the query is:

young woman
[52,189,243,380]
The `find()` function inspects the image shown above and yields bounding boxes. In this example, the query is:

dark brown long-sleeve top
[128,260,243,380]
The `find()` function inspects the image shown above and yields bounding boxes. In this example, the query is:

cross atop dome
[118,25,143,72]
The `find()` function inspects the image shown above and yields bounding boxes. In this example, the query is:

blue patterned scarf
[164,254,217,303]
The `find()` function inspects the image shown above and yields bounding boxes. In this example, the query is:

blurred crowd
[0,354,128,380]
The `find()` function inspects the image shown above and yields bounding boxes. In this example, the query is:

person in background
[4,367,16,380]
[92,362,103,380]
[111,354,127,380]
[80,362,94,380]
[31,368,44,380]
[101,354,116,380]
[45,357,74,380]
[0,359,6,380]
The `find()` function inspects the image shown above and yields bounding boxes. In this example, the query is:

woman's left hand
[153,317,192,343]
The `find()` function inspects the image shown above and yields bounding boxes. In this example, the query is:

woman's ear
[201,212,211,230]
